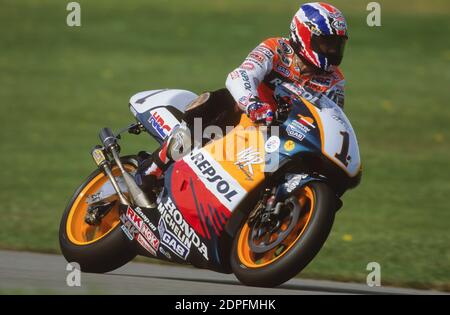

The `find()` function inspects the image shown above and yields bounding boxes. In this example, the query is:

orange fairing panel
[204,114,266,196]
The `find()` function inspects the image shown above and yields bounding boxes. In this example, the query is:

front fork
[91,127,155,208]
[91,145,130,205]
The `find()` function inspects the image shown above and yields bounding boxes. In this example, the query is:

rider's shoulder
[260,37,282,47]
[320,66,345,85]
[308,67,345,91]
[332,66,345,81]
[259,37,292,53]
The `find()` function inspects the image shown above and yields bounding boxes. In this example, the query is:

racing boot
[135,123,193,199]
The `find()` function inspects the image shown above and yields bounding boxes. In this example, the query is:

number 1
[335,131,350,166]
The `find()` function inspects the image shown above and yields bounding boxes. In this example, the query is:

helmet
[289,2,348,72]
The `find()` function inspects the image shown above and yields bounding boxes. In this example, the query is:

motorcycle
[59,82,362,287]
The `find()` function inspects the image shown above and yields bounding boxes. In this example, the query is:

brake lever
[115,122,144,139]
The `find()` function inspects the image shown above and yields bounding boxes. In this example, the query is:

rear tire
[230,181,336,287]
[59,156,138,273]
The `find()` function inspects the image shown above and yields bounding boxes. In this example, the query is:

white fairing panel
[129,89,198,114]
[128,89,198,141]
[316,106,361,177]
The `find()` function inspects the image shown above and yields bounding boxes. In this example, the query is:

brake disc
[248,196,301,254]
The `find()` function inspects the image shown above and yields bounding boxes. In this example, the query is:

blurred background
[0,0,449,291]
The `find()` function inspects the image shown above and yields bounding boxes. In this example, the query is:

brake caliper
[84,201,116,226]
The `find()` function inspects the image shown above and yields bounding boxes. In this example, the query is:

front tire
[59,157,138,273]
[230,181,336,287]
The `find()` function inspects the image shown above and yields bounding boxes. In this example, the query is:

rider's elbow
[225,69,238,90]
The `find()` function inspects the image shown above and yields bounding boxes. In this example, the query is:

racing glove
[246,100,274,125]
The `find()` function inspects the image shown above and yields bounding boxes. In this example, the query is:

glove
[246,101,274,125]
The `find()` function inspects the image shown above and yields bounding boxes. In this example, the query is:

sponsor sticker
[239,70,252,91]
[276,48,292,67]
[286,125,305,142]
[234,147,263,180]
[240,61,255,71]
[137,233,157,256]
[230,70,240,80]
[297,114,316,129]
[286,114,316,142]
[248,51,266,63]
[184,150,246,211]
[238,96,251,108]
[158,217,190,260]
[290,121,310,134]
[265,136,280,153]
[305,21,322,36]
[158,197,209,261]
[126,207,143,229]
[284,140,296,151]
[148,110,175,139]
[121,224,134,241]
[276,65,291,77]
[311,77,332,87]
[120,213,139,237]
[331,14,346,30]
[329,11,344,20]
[278,39,293,55]
[126,207,159,251]
[270,78,284,87]
[285,174,308,193]
[92,148,106,165]
[134,207,158,231]
[141,223,159,251]
[255,46,274,59]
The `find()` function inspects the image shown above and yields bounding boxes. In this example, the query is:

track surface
[0,250,444,295]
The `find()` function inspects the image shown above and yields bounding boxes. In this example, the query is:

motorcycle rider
[136,2,348,196]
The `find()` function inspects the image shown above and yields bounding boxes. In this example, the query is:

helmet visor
[311,35,347,66]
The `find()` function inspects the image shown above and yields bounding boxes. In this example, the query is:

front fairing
[274,83,362,179]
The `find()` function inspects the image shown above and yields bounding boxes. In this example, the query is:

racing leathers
[225,37,345,118]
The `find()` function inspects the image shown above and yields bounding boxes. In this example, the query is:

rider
[136,2,348,195]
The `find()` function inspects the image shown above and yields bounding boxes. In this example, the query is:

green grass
[0,0,449,291]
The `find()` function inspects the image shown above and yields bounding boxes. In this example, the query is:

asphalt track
[0,250,445,295]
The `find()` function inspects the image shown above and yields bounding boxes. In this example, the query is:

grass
[0,0,449,291]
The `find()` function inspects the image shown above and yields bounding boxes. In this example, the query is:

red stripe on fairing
[159,141,169,163]
[209,210,221,236]
[169,159,231,239]
[212,211,223,233]
[300,117,315,128]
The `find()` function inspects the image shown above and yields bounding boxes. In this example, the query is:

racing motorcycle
[59,82,361,287]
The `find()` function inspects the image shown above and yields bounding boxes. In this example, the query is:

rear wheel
[230,181,336,287]
[59,156,138,273]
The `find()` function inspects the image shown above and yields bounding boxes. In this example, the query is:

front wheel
[230,181,336,287]
[59,156,138,273]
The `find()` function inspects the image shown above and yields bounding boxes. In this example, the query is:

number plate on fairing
[309,102,361,177]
